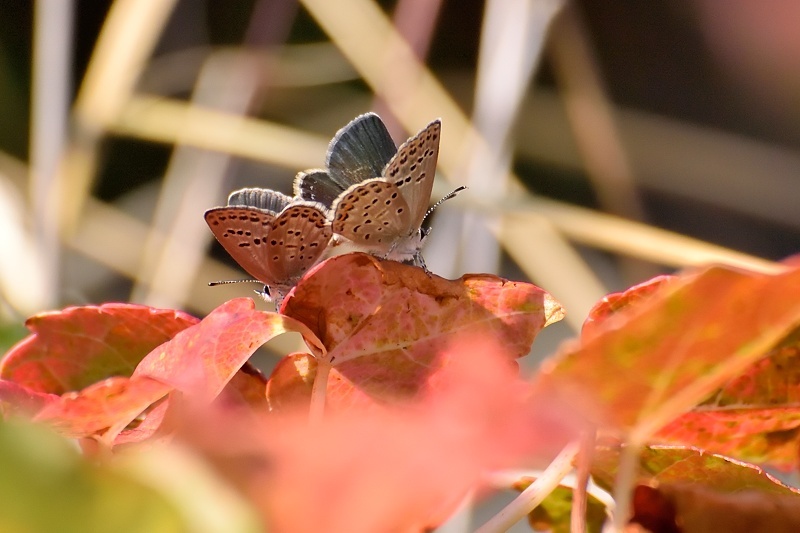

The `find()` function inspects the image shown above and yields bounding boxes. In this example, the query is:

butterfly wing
[383,119,441,229]
[204,206,280,285]
[264,202,332,286]
[293,169,341,209]
[326,113,398,190]
[330,177,413,252]
[227,188,291,214]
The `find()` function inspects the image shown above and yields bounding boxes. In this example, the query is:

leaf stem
[611,442,640,532]
[571,428,596,533]
[475,441,579,533]
[309,358,331,424]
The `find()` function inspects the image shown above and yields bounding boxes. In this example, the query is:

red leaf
[34,376,171,439]
[112,399,171,448]
[215,362,269,411]
[0,379,58,418]
[108,362,268,448]
[591,444,800,497]
[631,483,800,533]
[0,304,198,394]
[277,253,563,408]
[657,409,800,472]
[182,340,582,533]
[265,353,315,412]
[540,264,800,442]
[133,298,322,403]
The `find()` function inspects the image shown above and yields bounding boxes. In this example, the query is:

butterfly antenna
[422,186,467,224]
[208,279,263,287]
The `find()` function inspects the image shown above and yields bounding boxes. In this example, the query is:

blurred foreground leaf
[541,263,800,444]
[0,419,183,533]
[657,327,800,470]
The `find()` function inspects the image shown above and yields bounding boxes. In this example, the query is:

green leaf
[0,419,184,533]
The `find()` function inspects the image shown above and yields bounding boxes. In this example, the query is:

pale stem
[309,359,332,424]
[475,441,579,533]
[571,428,597,533]
[611,442,641,532]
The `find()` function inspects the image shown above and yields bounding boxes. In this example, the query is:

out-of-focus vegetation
[2,2,800,531]
[2,1,796,336]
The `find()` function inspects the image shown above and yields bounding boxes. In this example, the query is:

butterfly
[204,188,332,306]
[294,113,460,270]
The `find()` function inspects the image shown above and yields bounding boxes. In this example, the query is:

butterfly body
[294,113,442,268]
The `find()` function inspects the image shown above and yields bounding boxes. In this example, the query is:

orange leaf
[540,264,800,442]
[581,275,675,340]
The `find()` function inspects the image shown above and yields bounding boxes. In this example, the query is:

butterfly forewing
[265,202,333,284]
[204,207,278,285]
[330,178,413,247]
[383,119,441,229]
[293,169,341,209]
[326,113,398,191]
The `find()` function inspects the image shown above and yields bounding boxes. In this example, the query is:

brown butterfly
[204,188,331,305]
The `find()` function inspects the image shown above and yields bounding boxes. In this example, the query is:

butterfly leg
[413,251,432,275]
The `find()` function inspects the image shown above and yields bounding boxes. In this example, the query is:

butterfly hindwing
[265,201,332,284]
[227,188,291,212]
[293,169,341,209]
[330,177,413,248]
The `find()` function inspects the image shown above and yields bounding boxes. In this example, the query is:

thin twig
[611,443,640,532]
[475,441,579,533]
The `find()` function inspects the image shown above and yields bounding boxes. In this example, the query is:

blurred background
[1,0,798,360]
